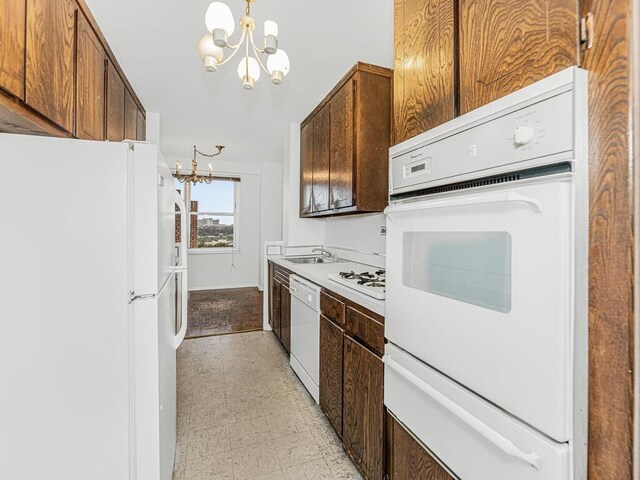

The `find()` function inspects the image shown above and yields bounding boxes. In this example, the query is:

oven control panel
[390,86,577,194]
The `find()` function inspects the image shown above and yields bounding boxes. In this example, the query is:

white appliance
[384,68,588,479]
[0,134,188,480]
[289,275,321,402]
[328,270,386,300]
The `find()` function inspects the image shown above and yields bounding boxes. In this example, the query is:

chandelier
[174,145,225,184]
[197,0,290,90]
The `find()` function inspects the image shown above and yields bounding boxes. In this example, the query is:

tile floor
[174,331,363,480]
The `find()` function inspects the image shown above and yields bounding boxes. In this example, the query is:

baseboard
[188,283,258,292]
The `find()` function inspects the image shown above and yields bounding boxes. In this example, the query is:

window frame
[178,179,240,254]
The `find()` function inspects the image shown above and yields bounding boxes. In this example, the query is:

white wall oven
[384,68,588,480]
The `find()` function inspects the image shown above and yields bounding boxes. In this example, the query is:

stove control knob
[514,126,535,146]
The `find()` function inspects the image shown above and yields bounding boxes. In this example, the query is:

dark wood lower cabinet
[272,278,281,339]
[280,283,291,353]
[319,315,344,437]
[386,413,454,480]
[343,335,384,480]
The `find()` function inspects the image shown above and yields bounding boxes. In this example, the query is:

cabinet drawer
[346,306,384,356]
[320,291,345,325]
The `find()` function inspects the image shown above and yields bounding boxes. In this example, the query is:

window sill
[188,248,240,255]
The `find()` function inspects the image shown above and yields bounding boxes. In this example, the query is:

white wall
[166,158,283,291]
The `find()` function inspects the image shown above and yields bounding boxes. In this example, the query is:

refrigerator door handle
[173,190,188,269]
[172,268,188,349]
[384,356,542,470]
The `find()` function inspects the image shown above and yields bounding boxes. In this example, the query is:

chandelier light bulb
[237,56,261,89]
[198,34,224,72]
[205,2,235,47]
[264,20,278,37]
[267,49,290,84]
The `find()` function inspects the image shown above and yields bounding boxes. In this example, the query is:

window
[175,178,239,250]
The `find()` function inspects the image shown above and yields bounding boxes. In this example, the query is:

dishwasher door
[289,275,320,403]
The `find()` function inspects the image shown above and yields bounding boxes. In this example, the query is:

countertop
[267,255,385,317]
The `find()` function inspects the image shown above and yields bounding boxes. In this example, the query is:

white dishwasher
[289,275,320,403]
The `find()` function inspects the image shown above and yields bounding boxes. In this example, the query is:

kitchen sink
[285,256,338,264]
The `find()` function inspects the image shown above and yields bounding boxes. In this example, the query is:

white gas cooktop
[328,270,386,300]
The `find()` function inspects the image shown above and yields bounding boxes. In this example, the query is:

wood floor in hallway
[174,331,363,480]
[187,288,263,338]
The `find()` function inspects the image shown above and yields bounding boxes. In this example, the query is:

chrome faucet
[312,247,335,259]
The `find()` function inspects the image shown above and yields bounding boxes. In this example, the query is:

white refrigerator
[0,133,188,480]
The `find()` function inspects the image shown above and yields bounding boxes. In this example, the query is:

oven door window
[403,232,512,313]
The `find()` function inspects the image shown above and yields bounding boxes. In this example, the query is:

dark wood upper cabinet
[105,60,125,142]
[25,0,76,133]
[0,0,26,99]
[124,89,138,140]
[136,108,146,141]
[300,122,314,215]
[329,81,355,210]
[393,0,455,144]
[312,104,331,212]
[458,0,579,114]
[343,335,385,480]
[76,12,105,141]
[386,413,454,480]
[300,63,392,218]
[319,315,344,437]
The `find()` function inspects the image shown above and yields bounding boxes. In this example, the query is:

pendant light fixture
[197,0,290,90]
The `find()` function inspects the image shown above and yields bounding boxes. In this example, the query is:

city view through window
[176,179,237,249]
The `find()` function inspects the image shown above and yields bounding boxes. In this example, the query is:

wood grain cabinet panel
[272,278,282,341]
[320,291,345,326]
[105,60,125,141]
[312,104,331,212]
[280,283,291,353]
[76,12,105,141]
[458,0,579,114]
[124,89,137,140]
[319,315,344,437]
[136,108,146,141]
[300,63,392,218]
[393,0,455,144]
[343,335,384,480]
[329,81,354,210]
[25,0,76,133]
[386,414,454,480]
[0,0,26,98]
[300,122,314,215]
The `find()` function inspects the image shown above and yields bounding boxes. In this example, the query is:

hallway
[173,331,363,480]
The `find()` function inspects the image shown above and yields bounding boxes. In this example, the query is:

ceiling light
[198,0,290,89]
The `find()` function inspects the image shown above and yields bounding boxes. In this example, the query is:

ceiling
[85,0,394,165]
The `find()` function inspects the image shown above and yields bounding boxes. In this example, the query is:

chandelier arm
[216,42,243,67]
[225,26,247,51]
[251,43,271,75]
[248,28,266,55]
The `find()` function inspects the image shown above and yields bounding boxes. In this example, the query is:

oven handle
[385,191,543,220]
[384,356,542,470]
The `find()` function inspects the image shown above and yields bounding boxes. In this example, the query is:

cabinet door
[300,121,314,215]
[105,61,125,141]
[0,0,26,98]
[124,89,137,140]
[268,263,275,329]
[272,279,282,340]
[343,336,384,480]
[329,81,354,210]
[280,283,291,353]
[312,104,330,212]
[25,0,76,132]
[459,0,579,114]
[394,0,455,144]
[320,315,344,437]
[387,414,454,480]
[76,13,105,141]
[136,108,146,141]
